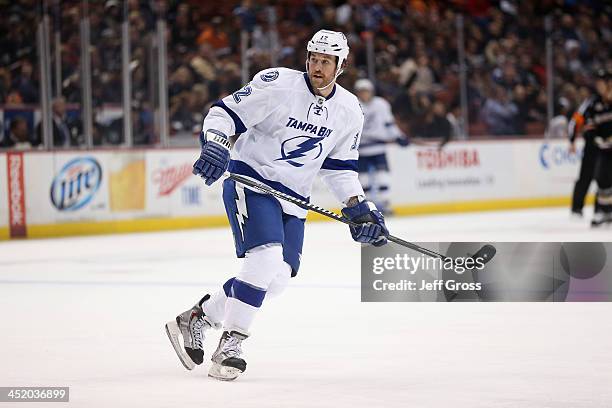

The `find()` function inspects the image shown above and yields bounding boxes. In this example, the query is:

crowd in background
[0,0,611,147]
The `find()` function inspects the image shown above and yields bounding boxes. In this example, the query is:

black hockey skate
[208,330,249,381]
[165,294,218,370]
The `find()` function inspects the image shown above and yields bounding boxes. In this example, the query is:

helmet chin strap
[315,69,343,91]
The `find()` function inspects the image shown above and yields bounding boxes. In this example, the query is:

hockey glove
[193,129,231,186]
[396,136,410,147]
[341,200,388,247]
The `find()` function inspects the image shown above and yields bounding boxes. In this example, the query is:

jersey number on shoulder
[232,84,252,104]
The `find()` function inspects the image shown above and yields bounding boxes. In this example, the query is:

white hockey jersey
[359,96,402,156]
[202,67,365,218]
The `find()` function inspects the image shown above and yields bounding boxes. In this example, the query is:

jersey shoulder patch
[260,69,280,82]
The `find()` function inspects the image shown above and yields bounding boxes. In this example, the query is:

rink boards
[0,138,590,239]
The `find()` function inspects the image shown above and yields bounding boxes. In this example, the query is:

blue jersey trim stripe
[229,278,266,307]
[212,100,247,134]
[228,160,310,203]
[321,158,358,172]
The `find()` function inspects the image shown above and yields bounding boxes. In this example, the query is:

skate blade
[165,320,196,371]
[208,363,243,381]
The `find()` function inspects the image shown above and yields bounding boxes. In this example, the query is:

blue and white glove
[341,200,388,247]
[193,129,231,186]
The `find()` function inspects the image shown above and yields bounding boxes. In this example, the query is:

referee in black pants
[569,69,612,225]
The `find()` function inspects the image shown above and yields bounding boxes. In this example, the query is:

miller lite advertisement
[49,154,109,220]
[50,157,103,211]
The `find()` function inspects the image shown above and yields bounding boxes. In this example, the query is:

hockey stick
[228,173,496,263]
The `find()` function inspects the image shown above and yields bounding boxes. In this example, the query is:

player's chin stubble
[310,74,330,89]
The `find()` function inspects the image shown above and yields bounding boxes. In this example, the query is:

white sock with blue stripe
[223,244,287,332]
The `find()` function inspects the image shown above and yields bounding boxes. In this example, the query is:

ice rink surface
[1,207,611,408]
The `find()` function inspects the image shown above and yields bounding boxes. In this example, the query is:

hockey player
[569,68,612,226]
[354,78,408,214]
[165,30,389,381]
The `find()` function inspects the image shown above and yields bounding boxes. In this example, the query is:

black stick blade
[471,244,496,265]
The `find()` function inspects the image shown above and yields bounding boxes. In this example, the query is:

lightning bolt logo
[234,183,248,241]
[277,136,324,167]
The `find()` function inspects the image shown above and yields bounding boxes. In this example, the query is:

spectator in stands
[446,104,464,140]
[172,4,197,52]
[481,85,519,135]
[11,60,38,104]
[412,100,452,141]
[233,0,257,33]
[0,11,36,69]
[1,116,32,150]
[512,84,529,135]
[398,54,435,95]
[34,97,81,148]
[547,97,571,139]
[197,16,230,55]
[104,101,154,145]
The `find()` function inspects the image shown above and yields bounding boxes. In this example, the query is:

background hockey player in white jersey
[354,78,409,214]
[165,30,389,381]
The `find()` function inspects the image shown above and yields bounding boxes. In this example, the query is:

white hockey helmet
[306,29,349,86]
[354,78,375,92]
